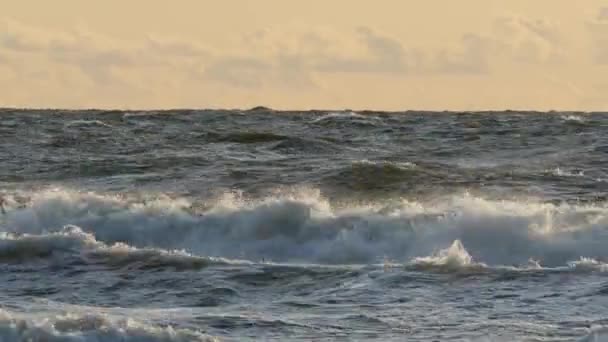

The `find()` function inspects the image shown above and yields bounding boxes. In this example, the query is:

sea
[0,108,607,341]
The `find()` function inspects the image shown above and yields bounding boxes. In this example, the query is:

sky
[1,0,607,111]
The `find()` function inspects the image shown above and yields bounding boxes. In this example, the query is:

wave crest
[310,112,382,127]
[411,240,484,271]
[3,188,608,267]
[568,257,608,273]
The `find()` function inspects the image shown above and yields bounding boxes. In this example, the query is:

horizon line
[0,106,605,114]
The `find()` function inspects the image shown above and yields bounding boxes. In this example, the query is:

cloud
[196,26,411,89]
[432,33,492,74]
[433,15,564,76]
[0,19,211,85]
[0,15,568,91]
[0,19,132,75]
[312,26,408,74]
[493,16,564,63]
[202,57,272,88]
[144,36,210,58]
[0,13,592,110]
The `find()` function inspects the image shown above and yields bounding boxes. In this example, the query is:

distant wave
[2,187,608,268]
[560,114,588,124]
[310,112,382,127]
[547,167,585,178]
[65,119,113,128]
[0,308,218,342]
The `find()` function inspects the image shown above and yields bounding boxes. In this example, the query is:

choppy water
[1,108,608,341]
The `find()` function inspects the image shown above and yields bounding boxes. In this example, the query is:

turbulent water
[1,108,608,341]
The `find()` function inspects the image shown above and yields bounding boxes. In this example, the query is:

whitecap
[0,308,219,342]
[3,187,608,267]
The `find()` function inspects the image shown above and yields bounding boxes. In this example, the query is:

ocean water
[1,108,608,341]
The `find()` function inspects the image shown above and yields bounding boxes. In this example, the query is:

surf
[1,187,608,269]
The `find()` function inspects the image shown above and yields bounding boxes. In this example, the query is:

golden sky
[1,0,607,110]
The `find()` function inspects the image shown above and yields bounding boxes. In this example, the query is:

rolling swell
[2,188,608,269]
[321,160,439,192]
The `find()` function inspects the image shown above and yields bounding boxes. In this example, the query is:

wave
[560,114,588,124]
[0,226,235,270]
[406,240,608,274]
[3,226,603,276]
[310,112,382,127]
[410,240,486,271]
[547,167,585,178]
[3,188,608,268]
[568,257,608,273]
[354,159,417,170]
[0,308,218,342]
[65,120,113,128]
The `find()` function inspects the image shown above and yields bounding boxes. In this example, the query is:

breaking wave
[411,240,485,271]
[2,187,608,268]
[0,308,218,342]
[0,226,234,270]
[568,257,608,273]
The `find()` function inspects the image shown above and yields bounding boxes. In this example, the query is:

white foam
[412,240,484,270]
[551,167,585,178]
[353,159,416,170]
[0,308,219,342]
[560,114,586,123]
[568,257,608,272]
[3,187,608,267]
[311,112,380,124]
[65,120,113,128]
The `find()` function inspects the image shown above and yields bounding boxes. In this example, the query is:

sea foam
[2,188,608,268]
[0,308,218,342]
